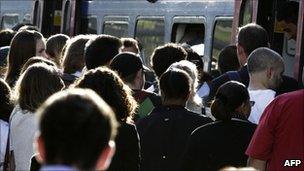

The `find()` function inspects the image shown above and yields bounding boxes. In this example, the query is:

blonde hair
[168,60,202,110]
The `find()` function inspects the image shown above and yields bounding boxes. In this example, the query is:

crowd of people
[0,2,303,170]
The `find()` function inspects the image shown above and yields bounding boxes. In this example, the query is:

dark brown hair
[46,34,69,66]
[37,88,117,170]
[0,79,13,121]
[5,30,44,87]
[211,81,249,121]
[21,56,56,74]
[14,63,64,112]
[151,43,187,78]
[75,67,137,122]
[160,68,191,101]
[237,23,268,56]
[0,29,15,47]
[62,35,90,74]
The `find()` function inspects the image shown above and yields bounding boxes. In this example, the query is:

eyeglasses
[249,101,255,107]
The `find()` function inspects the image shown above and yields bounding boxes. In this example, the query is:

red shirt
[246,90,304,171]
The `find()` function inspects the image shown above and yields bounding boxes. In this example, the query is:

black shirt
[180,118,256,171]
[108,122,141,171]
[136,105,212,171]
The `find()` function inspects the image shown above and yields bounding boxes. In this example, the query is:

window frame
[211,17,233,70]
[239,0,253,27]
[134,16,165,68]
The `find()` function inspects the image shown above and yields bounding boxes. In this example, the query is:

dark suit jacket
[136,105,212,171]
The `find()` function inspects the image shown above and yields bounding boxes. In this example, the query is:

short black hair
[37,88,118,170]
[151,43,187,78]
[218,45,240,73]
[85,35,122,69]
[160,68,190,100]
[0,29,15,47]
[277,1,299,25]
[237,23,269,56]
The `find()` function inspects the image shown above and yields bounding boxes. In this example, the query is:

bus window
[1,14,19,29]
[103,21,128,38]
[211,19,233,70]
[239,0,252,26]
[23,14,31,24]
[82,15,97,34]
[172,23,205,56]
[135,17,165,68]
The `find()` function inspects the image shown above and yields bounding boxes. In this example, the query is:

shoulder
[184,110,213,123]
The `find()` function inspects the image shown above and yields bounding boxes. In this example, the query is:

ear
[96,141,116,171]
[135,69,143,80]
[235,102,245,113]
[36,134,46,163]
[236,44,247,66]
[266,67,274,79]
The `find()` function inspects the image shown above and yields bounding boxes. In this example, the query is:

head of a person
[168,60,202,107]
[85,35,122,69]
[110,52,145,89]
[14,63,64,112]
[46,34,70,66]
[121,38,140,54]
[182,44,204,80]
[21,56,57,74]
[36,88,118,171]
[151,43,187,78]
[5,30,47,86]
[18,25,39,32]
[277,1,299,40]
[237,23,269,66]
[0,29,15,47]
[160,68,191,105]
[74,67,137,122]
[211,81,251,121]
[0,79,13,122]
[218,45,240,73]
[247,47,284,90]
[62,35,91,75]
[12,23,38,32]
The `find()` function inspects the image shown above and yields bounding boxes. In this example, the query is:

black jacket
[180,119,257,171]
[108,122,141,171]
[136,105,212,171]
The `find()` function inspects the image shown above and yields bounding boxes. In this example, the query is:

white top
[9,105,38,170]
[0,119,9,170]
[248,89,275,124]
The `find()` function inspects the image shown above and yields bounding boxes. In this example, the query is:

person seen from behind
[9,63,64,170]
[74,67,140,171]
[35,88,118,171]
[180,81,256,171]
[136,68,212,171]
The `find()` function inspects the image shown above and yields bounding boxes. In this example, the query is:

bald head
[248,47,284,74]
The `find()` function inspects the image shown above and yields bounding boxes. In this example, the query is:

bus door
[232,0,303,82]
[33,0,63,37]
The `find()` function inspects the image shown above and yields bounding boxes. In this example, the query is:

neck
[162,99,186,106]
[248,74,268,90]
[126,82,141,90]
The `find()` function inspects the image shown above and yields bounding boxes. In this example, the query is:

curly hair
[74,67,138,122]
